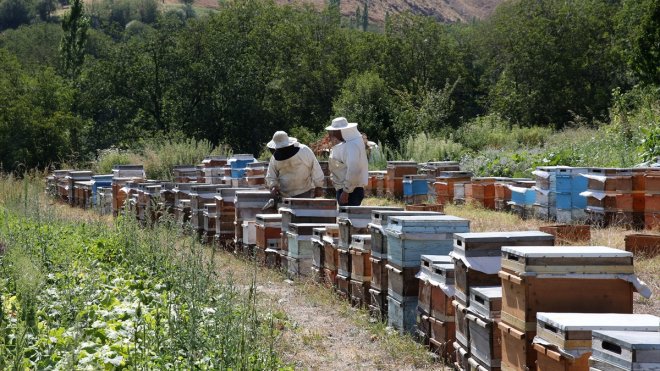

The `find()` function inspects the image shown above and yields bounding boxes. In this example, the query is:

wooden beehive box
[454,340,470,371]
[451,231,553,306]
[387,263,420,301]
[418,255,453,314]
[624,233,660,257]
[338,247,351,278]
[430,263,455,320]
[453,300,471,348]
[350,279,370,308]
[385,215,469,268]
[322,234,339,271]
[469,286,502,320]
[534,313,660,371]
[350,234,372,282]
[338,206,402,248]
[501,245,633,275]
[429,316,456,360]
[255,213,282,249]
[370,255,388,292]
[279,204,337,233]
[590,330,660,371]
[287,223,330,258]
[387,295,418,335]
[369,210,440,258]
[311,227,326,269]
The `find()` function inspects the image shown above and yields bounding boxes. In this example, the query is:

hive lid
[501,245,631,258]
[455,231,553,243]
[536,313,660,332]
[421,255,452,265]
[470,286,502,300]
[592,330,660,350]
[449,252,501,274]
[388,215,469,224]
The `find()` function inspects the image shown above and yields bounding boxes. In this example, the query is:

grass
[0,175,282,369]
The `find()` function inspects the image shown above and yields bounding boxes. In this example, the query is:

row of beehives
[244,204,658,371]
[46,168,659,371]
[370,162,660,230]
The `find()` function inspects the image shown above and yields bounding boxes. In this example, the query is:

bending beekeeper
[265,131,324,199]
[326,117,369,206]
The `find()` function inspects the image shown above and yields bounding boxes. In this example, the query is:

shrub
[399,132,464,162]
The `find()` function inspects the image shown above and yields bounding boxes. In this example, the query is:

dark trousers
[336,187,365,206]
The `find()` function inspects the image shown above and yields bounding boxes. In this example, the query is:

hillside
[188,0,505,23]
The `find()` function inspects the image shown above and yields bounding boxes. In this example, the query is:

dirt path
[210,250,445,370]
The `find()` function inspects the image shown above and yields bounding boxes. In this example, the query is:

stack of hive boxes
[278,198,337,274]
[172,165,198,183]
[580,168,635,226]
[449,231,555,371]
[336,206,401,300]
[286,222,334,277]
[465,178,498,210]
[245,161,268,187]
[466,287,502,371]
[416,255,452,344]
[506,181,537,218]
[189,184,223,235]
[255,214,283,267]
[90,174,113,209]
[200,156,228,184]
[589,330,660,370]
[532,166,589,223]
[497,246,651,370]
[422,258,456,361]
[367,210,440,318]
[53,169,72,201]
[234,190,274,253]
[67,170,93,207]
[403,174,431,205]
[228,154,255,188]
[632,168,660,229]
[311,226,328,281]
[349,234,372,307]
[533,312,659,371]
[213,188,248,246]
[173,183,193,225]
[111,165,145,216]
[434,171,472,205]
[322,224,341,288]
[386,161,418,199]
[385,215,470,334]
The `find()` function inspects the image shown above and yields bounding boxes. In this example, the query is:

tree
[60,0,88,78]
[361,0,368,31]
[617,0,660,85]
[0,0,31,31]
[35,0,57,21]
[354,5,360,29]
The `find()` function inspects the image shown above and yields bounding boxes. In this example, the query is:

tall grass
[0,175,281,369]
[94,136,232,180]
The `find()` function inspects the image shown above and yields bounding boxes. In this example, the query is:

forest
[0,0,659,174]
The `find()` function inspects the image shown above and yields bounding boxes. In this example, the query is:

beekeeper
[326,117,369,206]
[265,131,325,198]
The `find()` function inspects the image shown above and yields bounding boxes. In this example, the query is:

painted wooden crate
[337,248,351,278]
[452,231,554,306]
[589,330,660,371]
[369,210,441,258]
[338,206,402,248]
[387,295,418,335]
[386,264,420,302]
[385,215,469,268]
[498,321,536,371]
[322,236,339,271]
[417,255,453,314]
[287,223,331,258]
[534,313,660,371]
[430,263,455,321]
[368,288,387,319]
[349,234,372,282]
[255,214,282,249]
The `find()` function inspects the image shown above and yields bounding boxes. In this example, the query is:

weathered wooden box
[350,234,372,282]
[387,295,418,335]
[589,330,660,371]
[386,215,469,268]
[287,223,331,258]
[469,286,502,320]
[467,313,502,368]
[534,313,660,371]
[454,341,470,371]
[368,288,387,319]
[312,227,326,269]
[429,316,456,361]
[387,263,420,301]
[430,263,456,320]
[416,308,431,345]
[370,255,388,292]
[350,280,370,308]
[499,321,536,371]
[369,210,440,258]
[453,300,471,348]
[417,255,452,314]
[323,236,339,271]
[336,273,350,299]
[338,206,401,248]
[337,248,351,278]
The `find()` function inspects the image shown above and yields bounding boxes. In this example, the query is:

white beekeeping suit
[327,118,369,193]
[265,131,324,198]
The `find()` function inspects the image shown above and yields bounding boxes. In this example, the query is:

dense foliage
[1,0,659,173]
[0,176,282,368]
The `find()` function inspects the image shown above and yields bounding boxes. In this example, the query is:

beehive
[589,330,660,371]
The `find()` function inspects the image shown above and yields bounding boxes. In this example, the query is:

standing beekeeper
[326,117,369,206]
[265,131,325,198]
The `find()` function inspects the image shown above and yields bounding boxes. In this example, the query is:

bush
[455,114,552,151]
[399,132,464,162]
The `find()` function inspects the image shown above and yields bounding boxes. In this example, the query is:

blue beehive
[385,215,470,268]
[402,175,428,197]
[228,154,255,178]
[91,174,113,206]
[572,172,588,208]
[509,186,536,206]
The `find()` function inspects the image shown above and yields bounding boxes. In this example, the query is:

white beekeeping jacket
[328,126,369,193]
[265,144,324,197]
